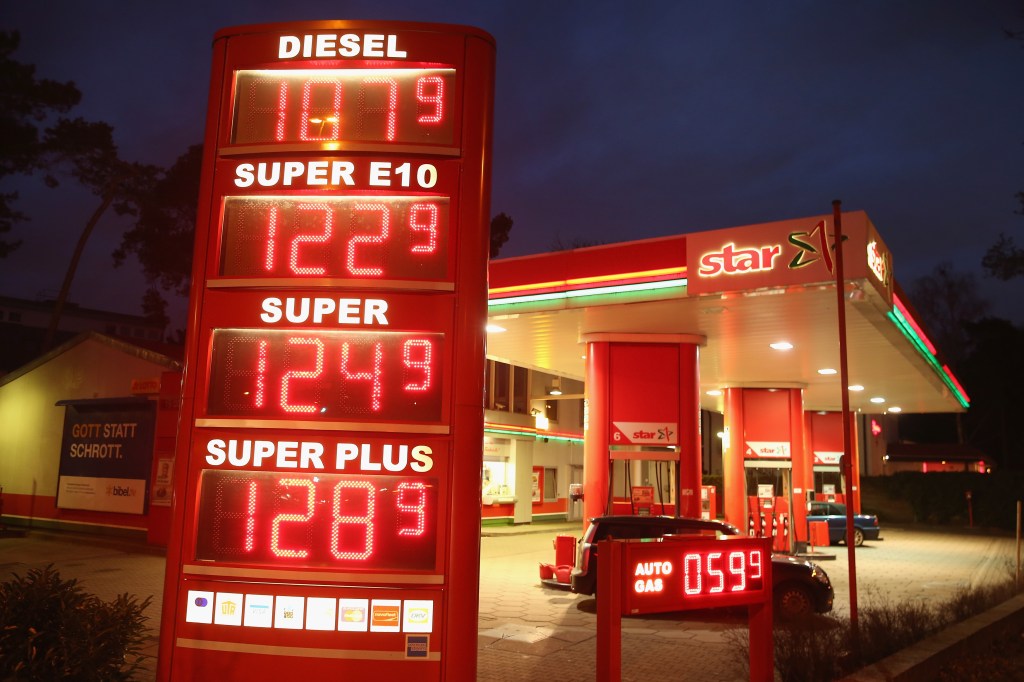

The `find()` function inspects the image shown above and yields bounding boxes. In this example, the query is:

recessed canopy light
[818,368,837,375]
[848,385,864,391]
[769,342,793,350]
[870,397,886,404]
[706,389,723,396]
[887,406,902,413]
[485,324,506,333]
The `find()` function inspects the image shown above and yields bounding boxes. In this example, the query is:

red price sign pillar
[157,22,494,681]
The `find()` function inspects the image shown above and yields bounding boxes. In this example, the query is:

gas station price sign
[160,21,494,681]
[623,536,771,613]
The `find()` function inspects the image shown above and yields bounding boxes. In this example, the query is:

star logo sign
[787,220,846,274]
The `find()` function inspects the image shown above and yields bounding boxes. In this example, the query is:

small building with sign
[0,331,180,536]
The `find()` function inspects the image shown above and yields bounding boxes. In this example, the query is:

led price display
[219,196,450,280]
[632,548,764,596]
[231,69,455,146]
[623,537,770,614]
[195,470,438,570]
[206,329,444,422]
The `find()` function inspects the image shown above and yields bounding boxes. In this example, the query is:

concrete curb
[841,592,1024,681]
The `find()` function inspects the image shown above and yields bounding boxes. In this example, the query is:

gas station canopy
[486,211,969,416]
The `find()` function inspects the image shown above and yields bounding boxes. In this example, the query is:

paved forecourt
[0,524,1016,681]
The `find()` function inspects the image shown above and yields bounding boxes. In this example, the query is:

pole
[833,200,859,634]
[1016,500,1021,591]
[596,540,622,682]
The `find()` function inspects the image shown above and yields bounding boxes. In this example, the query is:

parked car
[569,515,833,618]
[806,502,881,547]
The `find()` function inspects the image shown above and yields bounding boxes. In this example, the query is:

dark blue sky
[3,1,1023,327]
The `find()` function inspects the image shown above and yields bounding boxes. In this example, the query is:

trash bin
[809,521,830,548]
[553,534,577,566]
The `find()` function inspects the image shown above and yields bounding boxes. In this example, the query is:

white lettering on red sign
[234,161,355,188]
[278,34,407,59]
[698,242,782,277]
[233,161,437,189]
[634,578,664,593]
[204,439,434,473]
[867,241,890,286]
[259,297,389,325]
[335,443,434,473]
[634,561,673,576]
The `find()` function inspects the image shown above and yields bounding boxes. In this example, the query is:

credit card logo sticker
[305,597,337,631]
[214,592,244,626]
[244,594,274,628]
[370,600,401,632]
[184,590,214,624]
[338,598,369,632]
[406,634,430,658]
[274,596,305,630]
[402,599,434,633]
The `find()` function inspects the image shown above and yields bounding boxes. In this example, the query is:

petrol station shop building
[1,210,969,552]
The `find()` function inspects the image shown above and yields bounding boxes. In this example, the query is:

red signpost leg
[748,537,774,681]
[596,540,622,682]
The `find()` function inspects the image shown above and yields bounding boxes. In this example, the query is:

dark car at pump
[570,515,833,618]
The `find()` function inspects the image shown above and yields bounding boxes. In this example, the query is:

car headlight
[811,566,831,586]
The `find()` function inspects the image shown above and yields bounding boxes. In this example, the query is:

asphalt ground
[0,523,1018,681]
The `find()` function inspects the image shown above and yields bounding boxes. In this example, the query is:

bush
[741,577,1023,682]
[0,565,151,681]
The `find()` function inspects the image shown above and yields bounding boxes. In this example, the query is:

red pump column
[582,334,704,526]
[583,340,611,528]
[723,387,806,549]
[805,411,862,512]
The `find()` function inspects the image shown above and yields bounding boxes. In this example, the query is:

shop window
[491,361,510,411]
[483,360,490,408]
[512,366,529,414]
[9,311,21,322]
[543,467,558,501]
[482,457,514,501]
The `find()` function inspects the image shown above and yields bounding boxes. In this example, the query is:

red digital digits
[270,478,316,558]
[233,69,454,146]
[209,330,443,422]
[200,471,436,569]
[221,197,448,280]
[330,480,376,560]
[360,77,398,141]
[682,550,763,596]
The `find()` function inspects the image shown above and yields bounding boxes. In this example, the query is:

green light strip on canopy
[887,307,970,408]
[484,426,584,444]
[488,278,687,307]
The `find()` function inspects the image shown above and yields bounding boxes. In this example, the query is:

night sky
[3,1,1023,329]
